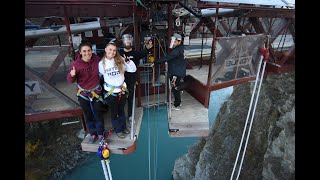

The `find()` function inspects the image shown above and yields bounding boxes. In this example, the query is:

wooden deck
[186,65,209,85]
[168,92,209,137]
[81,105,143,154]
[141,92,209,137]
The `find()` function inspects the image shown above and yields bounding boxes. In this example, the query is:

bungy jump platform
[81,91,209,154]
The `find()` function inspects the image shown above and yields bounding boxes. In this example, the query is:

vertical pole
[64,6,75,60]
[205,3,219,107]
[57,35,61,46]
[200,23,205,69]
[206,3,219,86]
[167,3,173,53]
[130,84,136,139]
[133,5,142,107]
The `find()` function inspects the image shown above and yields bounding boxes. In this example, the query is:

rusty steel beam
[204,17,224,37]
[270,19,291,42]
[243,10,294,18]
[42,47,69,83]
[288,20,295,43]
[277,45,295,66]
[64,7,75,59]
[25,108,84,123]
[186,76,210,108]
[249,17,265,33]
[219,18,230,34]
[204,14,223,37]
[25,46,67,52]
[25,0,135,5]
[205,4,220,107]
[209,76,256,91]
[190,18,205,38]
[25,0,135,18]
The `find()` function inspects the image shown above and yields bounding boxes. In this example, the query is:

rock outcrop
[173,72,295,180]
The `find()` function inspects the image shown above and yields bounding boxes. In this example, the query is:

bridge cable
[230,36,270,180]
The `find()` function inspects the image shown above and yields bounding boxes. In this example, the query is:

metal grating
[210,34,266,85]
[199,0,295,7]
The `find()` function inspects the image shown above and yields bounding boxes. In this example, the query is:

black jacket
[154,44,186,77]
[119,48,151,68]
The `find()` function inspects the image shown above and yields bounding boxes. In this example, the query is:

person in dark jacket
[67,41,105,143]
[119,34,153,123]
[154,33,186,110]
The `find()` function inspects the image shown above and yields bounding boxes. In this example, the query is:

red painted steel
[25,108,84,123]
[25,0,135,17]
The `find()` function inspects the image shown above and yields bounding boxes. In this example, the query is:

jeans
[78,97,105,136]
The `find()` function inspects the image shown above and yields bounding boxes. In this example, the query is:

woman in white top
[98,42,136,138]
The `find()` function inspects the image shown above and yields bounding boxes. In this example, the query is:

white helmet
[122,34,133,47]
[169,33,182,49]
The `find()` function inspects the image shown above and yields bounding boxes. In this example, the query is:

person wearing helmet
[153,33,186,110]
[119,34,153,125]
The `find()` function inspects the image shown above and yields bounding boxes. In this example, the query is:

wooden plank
[81,107,143,154]
[168,92,209,137]
[186,65,209,85]
[141,92,209,137]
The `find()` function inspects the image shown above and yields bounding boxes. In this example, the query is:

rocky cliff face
[173,72,295,180]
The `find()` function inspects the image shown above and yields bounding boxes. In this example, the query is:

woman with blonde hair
[98,41,136,138]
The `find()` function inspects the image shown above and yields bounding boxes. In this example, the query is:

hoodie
[66,53,102,98]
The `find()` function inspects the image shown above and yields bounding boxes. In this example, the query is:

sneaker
[88,135,97,143]
[171,103,182,107]
[123,128,130,134]
[171,105,181,111]
[128,117,135,127]
[116,132,126,139]
[98,135,104,142]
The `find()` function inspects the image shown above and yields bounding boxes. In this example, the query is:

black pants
[107,93,127,119]
[78,97,105,136]
[170,75,183,107]
[125,72,136,118]
[104,92,127,133]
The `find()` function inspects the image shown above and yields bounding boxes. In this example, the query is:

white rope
[106,160,113,180]
[230,54,265,180]
[235,60,267,180]
[145,62,151,180]
[101,160,110,180]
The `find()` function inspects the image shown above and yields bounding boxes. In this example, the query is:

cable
[235,55,267,180]
[230,37,270,180]
[155,39,162,180]
[144,62,151,180]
